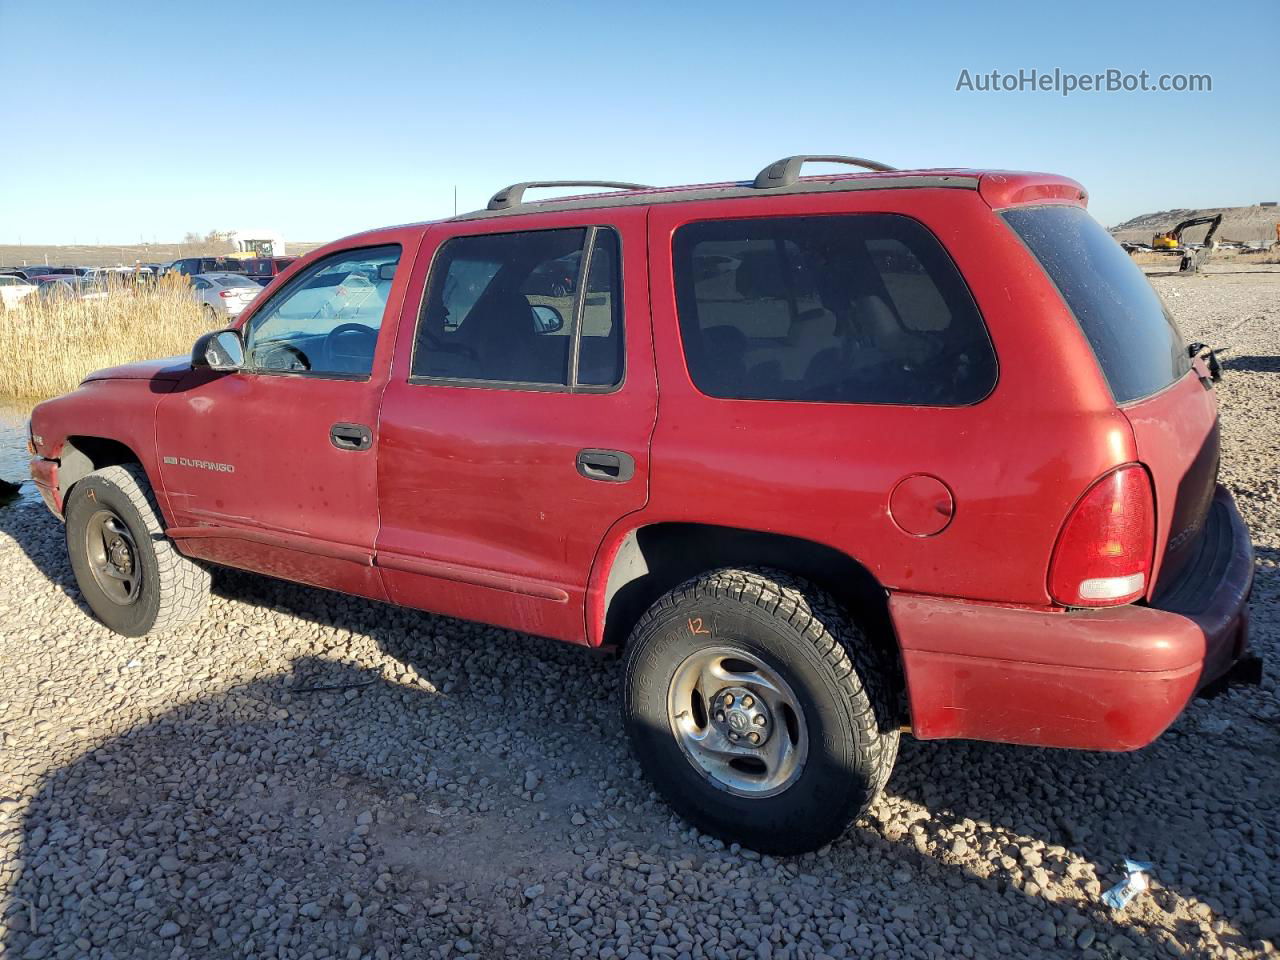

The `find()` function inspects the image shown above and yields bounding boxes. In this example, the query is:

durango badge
[163,456,235,473]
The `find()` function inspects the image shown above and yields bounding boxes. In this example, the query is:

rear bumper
[893,485,1255,751]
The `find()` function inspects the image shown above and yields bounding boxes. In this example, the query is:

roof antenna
[453,185,457,217]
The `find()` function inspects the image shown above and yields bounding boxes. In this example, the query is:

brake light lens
[1049,465,1154,607]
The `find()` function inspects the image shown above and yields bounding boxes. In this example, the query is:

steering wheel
[260,343,311,372]
[326,322,379,361]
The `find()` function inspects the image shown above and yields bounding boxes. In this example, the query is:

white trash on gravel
[1101,859,1154,911]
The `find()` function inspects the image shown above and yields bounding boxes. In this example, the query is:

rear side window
[1003,205,1189,403]
[412,227,623,389]
[672,214,995,405]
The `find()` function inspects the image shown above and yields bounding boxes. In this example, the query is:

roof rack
[752,155,897,190]
[487,180,655,211]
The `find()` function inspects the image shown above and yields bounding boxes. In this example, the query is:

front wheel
[622,568,899,854]
[65,464,211,636]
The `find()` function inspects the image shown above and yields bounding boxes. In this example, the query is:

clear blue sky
[2,0,1276,244]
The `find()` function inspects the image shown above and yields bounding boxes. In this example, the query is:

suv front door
[156,234,420,598]
[376,209,656,642]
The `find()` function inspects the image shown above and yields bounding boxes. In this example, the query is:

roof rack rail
[752,155,897,190]
[487,180,655,211]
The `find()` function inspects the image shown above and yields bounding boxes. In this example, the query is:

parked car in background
[35,276,110,301]
[17,266,82,280]
[242,256,298,286]
[0,274,38,308]
[167,257,247,278]
[191,272,261,318]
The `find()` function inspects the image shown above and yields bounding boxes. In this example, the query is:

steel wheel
[83,508,142,606]
[666,645,809,798]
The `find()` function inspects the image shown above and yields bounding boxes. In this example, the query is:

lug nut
[753,715,766,726]
[749,733,760,744]
[729,732,739,741]
[724,694,734,707]
[743,695,754,708]
[715,712,725,723]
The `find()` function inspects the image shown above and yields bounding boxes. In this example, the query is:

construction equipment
[1149,214,1223,272]
[1152,214,1223,249]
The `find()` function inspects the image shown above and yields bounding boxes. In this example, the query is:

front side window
[243,244,400,378]
[412,227,623,388]
[672,214,996,405]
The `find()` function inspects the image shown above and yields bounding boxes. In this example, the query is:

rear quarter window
[1002,205,1190,404]
[672,213,996,405]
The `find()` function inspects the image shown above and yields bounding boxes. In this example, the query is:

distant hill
[0,241,329,269]
[1110,205,1279,245]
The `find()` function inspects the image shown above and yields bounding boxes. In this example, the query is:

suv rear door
[375,207,656,643]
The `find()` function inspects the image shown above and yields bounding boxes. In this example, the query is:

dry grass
[0,278,216,402]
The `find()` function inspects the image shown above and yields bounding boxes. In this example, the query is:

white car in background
[0,275,38,309]
[191,272,261,319]
[36,276,111,301]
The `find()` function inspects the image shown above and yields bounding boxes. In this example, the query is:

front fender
[30,378,175,519]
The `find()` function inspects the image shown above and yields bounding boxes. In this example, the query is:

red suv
[29,156,1258,853]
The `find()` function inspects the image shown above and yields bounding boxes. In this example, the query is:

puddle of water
[0,401,36,504]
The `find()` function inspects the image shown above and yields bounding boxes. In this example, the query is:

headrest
[733,250,789,300]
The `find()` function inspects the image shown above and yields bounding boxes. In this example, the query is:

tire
[622,568,899,855]
[64,464,211,636]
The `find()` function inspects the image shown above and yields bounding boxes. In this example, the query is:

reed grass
[0,277,215,402]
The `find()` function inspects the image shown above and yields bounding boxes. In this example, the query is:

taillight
[1048,465,1154,607]
[219,290,234,298]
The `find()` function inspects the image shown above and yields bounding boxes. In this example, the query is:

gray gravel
[1,265,1278,959]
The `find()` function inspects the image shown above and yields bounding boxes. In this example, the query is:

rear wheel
[622,568,899,854]
[65,464,210,636]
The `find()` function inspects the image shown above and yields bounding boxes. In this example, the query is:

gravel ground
[1,266,1277,960]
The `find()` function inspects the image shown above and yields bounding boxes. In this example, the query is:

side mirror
[192,330,244,371]
[531,304,564,334]
[378,263,397,282]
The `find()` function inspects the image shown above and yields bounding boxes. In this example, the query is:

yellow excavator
[1150,214,1223,272]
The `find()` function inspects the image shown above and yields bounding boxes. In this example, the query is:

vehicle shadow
[1222,354,1280,374]
[0,502,1274,957]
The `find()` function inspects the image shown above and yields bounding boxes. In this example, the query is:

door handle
[576,448,635,483]
[330,422,373,452]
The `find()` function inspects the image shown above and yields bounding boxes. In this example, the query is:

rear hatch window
[1003,205,1190,403]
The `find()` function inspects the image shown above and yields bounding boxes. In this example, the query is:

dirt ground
[0,265,1277,959]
